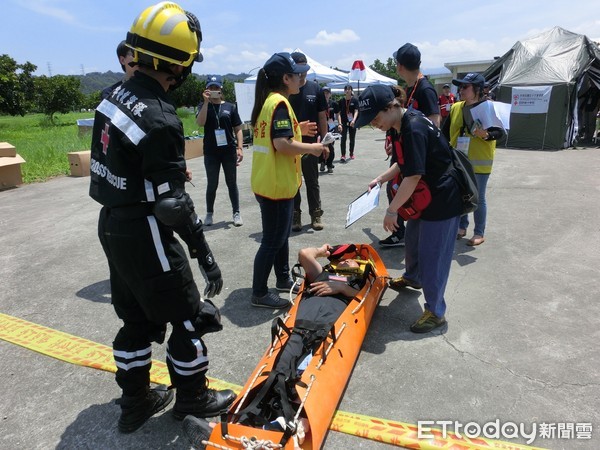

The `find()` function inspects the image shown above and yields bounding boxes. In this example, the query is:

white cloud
[202,45,228,58]
[305,29,359,46]
[18,0,75,23]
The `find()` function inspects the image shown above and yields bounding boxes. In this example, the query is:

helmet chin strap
[168,63,193,91]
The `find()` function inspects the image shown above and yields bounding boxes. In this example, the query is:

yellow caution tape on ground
[0,313,545,450]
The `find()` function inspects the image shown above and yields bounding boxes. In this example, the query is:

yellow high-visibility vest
[251,92,302,199]
[449,101,495,174]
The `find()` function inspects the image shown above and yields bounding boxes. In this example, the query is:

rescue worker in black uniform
[89,2,234,433]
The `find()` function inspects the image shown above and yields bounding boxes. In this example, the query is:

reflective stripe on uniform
[146,216,170,272]
[144,179,155,202]
[115,357,152,371]
[252,145,269,154]
[470,159,493,167]
[167,339,208,376]
[113,345,152,371]
[113,346,152,359]
[97,99,146,145]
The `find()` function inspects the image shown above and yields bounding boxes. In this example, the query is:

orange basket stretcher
[203,244,388,450]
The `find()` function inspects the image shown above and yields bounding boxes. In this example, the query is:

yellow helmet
[126,2,202,69]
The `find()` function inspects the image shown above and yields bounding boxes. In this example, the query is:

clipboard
[345,184,380,228]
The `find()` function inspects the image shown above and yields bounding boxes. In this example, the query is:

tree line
[1,53,400,122]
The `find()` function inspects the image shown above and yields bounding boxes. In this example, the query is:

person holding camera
[197,75,244,227]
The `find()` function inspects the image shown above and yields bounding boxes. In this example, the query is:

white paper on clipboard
[345,184,380,228]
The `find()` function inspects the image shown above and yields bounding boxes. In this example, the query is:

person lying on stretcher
[182,244,371,449]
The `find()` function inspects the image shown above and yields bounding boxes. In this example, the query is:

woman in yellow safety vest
[443,73,505,247]
[249,52,329,309]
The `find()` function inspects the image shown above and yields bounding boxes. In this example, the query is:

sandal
[467,235,485,246]
[456,228,467,240]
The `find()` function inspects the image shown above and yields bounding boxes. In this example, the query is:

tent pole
[542,112,549,150]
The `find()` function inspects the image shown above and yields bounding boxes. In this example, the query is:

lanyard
[211,102,222,129]
[406,76,421,108]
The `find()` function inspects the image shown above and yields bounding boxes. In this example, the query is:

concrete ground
[1,127,599,450]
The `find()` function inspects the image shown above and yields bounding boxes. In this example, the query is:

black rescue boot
[183,415,214,449]
[173,387,236,420]
[116,384,174,433]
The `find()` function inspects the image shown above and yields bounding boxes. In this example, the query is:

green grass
[0,109,202,184]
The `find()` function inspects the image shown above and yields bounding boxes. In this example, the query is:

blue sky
[2,0,600,77]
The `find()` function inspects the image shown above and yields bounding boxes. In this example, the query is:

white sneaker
[233,212,243,227]
[204,213,213,226]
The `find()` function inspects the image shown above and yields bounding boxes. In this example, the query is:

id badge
[347,113,354,123]
[456,136,470,155]
[215,129,227,147]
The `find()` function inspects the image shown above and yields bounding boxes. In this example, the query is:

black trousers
[294,154,321,215]
[340,124,356,157]
[98,207,210,396]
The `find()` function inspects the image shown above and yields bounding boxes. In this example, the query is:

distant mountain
[77,71,249,95]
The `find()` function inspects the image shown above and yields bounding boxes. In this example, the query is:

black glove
[200,261,223,298]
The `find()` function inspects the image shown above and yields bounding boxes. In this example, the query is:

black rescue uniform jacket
[90,71,187,207]
[89,71,217,278]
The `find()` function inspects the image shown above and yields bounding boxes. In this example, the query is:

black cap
[393,43,421,70]
[355,85,395,128]
[116,40,130,58]
[264,52,310,76]
[452,72,485,89]
[290,51,308,64]
[206,75,223,88]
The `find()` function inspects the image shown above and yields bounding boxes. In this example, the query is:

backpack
[447,147,478,214]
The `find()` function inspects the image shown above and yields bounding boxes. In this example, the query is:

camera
[210,91,221,99]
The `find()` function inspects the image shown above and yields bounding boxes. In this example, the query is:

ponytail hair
[250,68,287,126]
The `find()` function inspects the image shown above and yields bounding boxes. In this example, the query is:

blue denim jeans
[403,216,460,318]
[203,149,240,214]
[252,195,294,297]
[460,173,489,236]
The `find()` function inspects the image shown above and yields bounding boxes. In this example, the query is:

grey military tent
[484,27,600,149]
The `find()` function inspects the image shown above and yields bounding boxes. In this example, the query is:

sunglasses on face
[459,84,472,91]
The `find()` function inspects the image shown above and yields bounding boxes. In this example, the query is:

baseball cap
[443,83,450,88]
[355,85,395,128]
[290,51,308,64]
[206,75,223,88]
[263,52,310,76]
[393,43,421,70]
[322,86,331,93]
[452,73,485,89]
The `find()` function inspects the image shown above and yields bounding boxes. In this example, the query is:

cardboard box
[184,136,204,160]
[0,142,17,157]
[67,150,91,177]
[0,154,26,190]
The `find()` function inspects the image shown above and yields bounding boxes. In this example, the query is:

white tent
[327,66,397,91]
[244,48,348,84]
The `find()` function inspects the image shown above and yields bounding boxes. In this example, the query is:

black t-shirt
[399,109,463,221]
[406,77,439,118]
[338,96,359,125]
[289,81,327,143]
[325,98,340,131]
[197,101,242,153]
[271,102,295,139]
